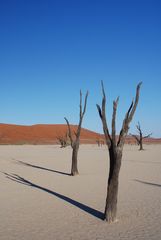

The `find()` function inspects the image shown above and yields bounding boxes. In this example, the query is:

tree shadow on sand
[3,172,104,220]
[134,179,161,188]
[15,160,71,176]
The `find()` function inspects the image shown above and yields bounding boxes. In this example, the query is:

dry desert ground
[0,144,161,240]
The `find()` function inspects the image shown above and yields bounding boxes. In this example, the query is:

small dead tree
[97,81,142,223]
[96,138,104,147]
[96,139,101,146]
[65,90,88,176]
[57,131,70,148]
[130,122,152,150]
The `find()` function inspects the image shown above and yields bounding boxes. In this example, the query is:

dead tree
[96,139,101,147]
[57,131,70,148]
[65,90,88,176]
[130,122,152,150]
[97,81,142,223]
[96,138,104,147]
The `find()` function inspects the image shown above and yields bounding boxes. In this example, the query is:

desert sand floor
[0,144,161,240]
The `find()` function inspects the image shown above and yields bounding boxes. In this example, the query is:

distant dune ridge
[0,123,160,145]
[0,123,102,144]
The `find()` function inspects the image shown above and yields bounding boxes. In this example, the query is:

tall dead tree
[97,81,142,223]
[65,90,88,176]
[130,122,152,150]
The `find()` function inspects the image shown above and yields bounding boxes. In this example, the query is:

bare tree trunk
[71,144,79,175]
[97,81,142,223]
[139,139,143,150]
[104,147,122,222]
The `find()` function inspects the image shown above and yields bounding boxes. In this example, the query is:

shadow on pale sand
[14,159,71,176]
[2,172,104,220]
[134,179,161,188]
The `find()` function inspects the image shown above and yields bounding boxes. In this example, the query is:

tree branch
[143,133,152,139]
[128,82,142,122]
[117,82,142,148]
[79,90,82,119]
[130,134,140,145]
[64,117,73,147]
[111,97,119,146]
[83,91,89,116]
[117,100,134,146]
[97,81,111,147]
[96,104,102,119]
[101,80,106,120]
[136,122,142,135]
[77,90,89,139]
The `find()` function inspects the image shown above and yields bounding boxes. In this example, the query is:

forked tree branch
[65,90,89,145]
[136,122,152,138]
[117,82,142,147]
[77,90,89,138]
[130,134,140,145]
[136,122,142,134]
[96,81,111,147]
[143,133,152,139]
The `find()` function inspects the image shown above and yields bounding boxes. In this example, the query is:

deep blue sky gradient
[0,0,161,136]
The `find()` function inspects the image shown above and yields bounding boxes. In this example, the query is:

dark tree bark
[65,90,88,176]
[130,122,152,150]
[97,81,142,223]
[71,142,79,175]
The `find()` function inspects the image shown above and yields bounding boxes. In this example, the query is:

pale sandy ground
[0,144,161,240]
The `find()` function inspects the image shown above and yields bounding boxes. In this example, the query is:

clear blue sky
[0,0,161,137]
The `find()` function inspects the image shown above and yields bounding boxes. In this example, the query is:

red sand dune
[0,123,103,144]
[0,123,160,145]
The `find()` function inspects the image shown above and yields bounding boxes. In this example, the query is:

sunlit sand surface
[0,144,161,240]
